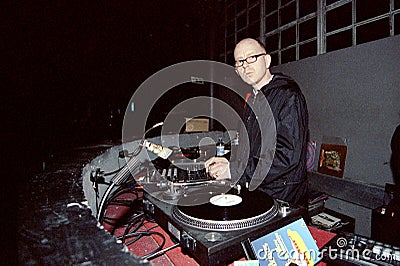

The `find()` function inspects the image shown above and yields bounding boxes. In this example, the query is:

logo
[121,60,277,205]
[336,237,347,248]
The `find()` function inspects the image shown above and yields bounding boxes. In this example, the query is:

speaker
[371,205,400,246]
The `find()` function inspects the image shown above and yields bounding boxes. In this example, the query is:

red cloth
[308,226,336,249]
[308,226,336,266]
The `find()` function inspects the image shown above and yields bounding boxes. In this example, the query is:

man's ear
[265,54,272,69]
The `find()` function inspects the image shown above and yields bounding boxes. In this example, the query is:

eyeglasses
[234,53,266,68]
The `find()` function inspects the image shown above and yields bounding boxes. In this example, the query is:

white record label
[209,194,242,207]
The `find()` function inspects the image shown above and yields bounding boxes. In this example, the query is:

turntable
[143,183,307,265]
[173,188,278,231]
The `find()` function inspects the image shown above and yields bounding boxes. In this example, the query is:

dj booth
[16,132,400,265]
[83,132,400,265]
[79,132,339,265]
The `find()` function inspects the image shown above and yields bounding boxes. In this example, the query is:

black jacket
[232,73,309,206]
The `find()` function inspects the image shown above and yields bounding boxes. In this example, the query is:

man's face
[234,40,269,88]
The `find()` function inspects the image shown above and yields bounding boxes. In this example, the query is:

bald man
[207,38,309,207]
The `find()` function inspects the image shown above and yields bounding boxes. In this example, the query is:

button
[205,232,221,242]
[372,245,383,254]
[181,232,196,250]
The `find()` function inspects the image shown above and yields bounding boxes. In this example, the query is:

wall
[273,35,400,236]
[274,35,400,186]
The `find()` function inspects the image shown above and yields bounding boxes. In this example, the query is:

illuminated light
[131,102,135,112]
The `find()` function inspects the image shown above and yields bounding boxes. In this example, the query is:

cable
[97,157,143,222]
[128,231,166,257]
[103,165,127,177]
[121,214,145,244]
[96,122,164,222]
[108,203,170,262]
[144,243,180,261]
[96,182,116,222]
[103,145,143,177]
[101,185,142,228]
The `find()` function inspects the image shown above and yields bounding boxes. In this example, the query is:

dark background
[4,1,224,172]
[3,2,224,260]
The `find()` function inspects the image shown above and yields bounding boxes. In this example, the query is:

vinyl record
[176,189,274,221]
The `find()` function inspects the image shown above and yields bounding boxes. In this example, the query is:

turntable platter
[173,189,278,231]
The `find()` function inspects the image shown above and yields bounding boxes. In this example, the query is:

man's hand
[205,157,231,180]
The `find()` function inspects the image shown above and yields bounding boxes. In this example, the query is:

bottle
[232,131,239,146]
[216,136,225,157]
[230,131,239,160]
